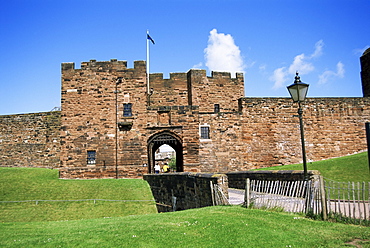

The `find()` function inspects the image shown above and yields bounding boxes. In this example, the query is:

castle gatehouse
[0,48,370,178]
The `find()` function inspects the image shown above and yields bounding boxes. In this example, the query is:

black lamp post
[115,77,123,179]
[287,72,309,181]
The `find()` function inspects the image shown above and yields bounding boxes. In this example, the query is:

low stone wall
[226,170,321,189]
[144,172,228,212]
[0,111,60,168]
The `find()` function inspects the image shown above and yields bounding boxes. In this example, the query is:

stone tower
[59,59,244,178]
[361,47,370,97]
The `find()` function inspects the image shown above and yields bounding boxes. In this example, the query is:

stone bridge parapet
[144,172,228,212]
[226,170,321,189]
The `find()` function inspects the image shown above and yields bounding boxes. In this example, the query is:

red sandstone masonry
[1,57,370,178]
[0,112,60,168]
[59,60,246,178]
[238,97,370,169]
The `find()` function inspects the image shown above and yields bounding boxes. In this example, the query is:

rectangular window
[214,104,220,113]
[123,103,132,117]
[87,151,96,165]
[200,126,210,139]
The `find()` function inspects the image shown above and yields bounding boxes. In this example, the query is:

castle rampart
[0,111,60,168]
[1,54,369,179]
[237,97,370,169]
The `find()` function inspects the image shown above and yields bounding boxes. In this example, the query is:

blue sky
[0,0,369,115]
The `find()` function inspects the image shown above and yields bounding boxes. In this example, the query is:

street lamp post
[287,72,309,181]
[115,77,123,179]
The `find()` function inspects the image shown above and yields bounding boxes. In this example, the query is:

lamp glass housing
[287,81,309,102]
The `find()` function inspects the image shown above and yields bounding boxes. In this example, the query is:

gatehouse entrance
[147,131,183,173]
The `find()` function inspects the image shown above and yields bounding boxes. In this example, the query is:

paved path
[228,188,245,205]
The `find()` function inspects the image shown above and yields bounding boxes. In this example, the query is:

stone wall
[144,171,320,212]
[188,70,244,112]
[237,97,370,169]
[0,111,60,168]
[193,97,370,173]
[144,172,228,212]
[1,56,370,178]
[149,73,189,106]
[226,170,321,189]
[60,59,149,178]
[59,59,245,178]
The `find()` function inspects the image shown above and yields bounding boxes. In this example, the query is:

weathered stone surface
[144,172,228,212]
[0,112,60,167]
[1,56,370,179]
[226,170,321,189]
[59,59,246,178]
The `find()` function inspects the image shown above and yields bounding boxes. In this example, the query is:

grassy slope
[257,152,370,182]
[1,155,370,247]
[1,206,369,247]
[0,167,152,200]
[0,167,157,222]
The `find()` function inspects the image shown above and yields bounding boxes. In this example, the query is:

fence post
[244,178,250,208]
[304,180,312,214]
[172,196,177,212]
[319,176,327,220]
[210,181,215,206]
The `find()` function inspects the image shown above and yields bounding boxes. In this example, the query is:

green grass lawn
[0,167,157,222]
[1,155,370,247]
[1,206,369,247]
[256,152,370,182]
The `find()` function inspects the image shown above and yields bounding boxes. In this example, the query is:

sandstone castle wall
[0,49,369,178]
[0,111,60,167]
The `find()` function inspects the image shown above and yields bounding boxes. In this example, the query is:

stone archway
[147,131,184,173]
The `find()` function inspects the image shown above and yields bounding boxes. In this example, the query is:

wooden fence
[210,182,229,206]
[244,177,369,222]
[245,179,315,214]
[325,179,369,221]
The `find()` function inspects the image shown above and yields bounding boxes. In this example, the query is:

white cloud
[271,67,288,89]
[259,64,267,72]
[337,62,345,77]
[288,54,315,75]
[270,40,324,89]
[311,40,324,58]
[353,45,370,56]
[204,29,245,76]
[318,62,345,84]
[192,62,203,69]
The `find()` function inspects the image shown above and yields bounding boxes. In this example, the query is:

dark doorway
[147,131,183,173]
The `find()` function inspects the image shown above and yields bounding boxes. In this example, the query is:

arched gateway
[147,131,184,173]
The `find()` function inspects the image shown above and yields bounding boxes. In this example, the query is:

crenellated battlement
[62,59,244,82]
[61,59,146,73]
[149,72,188,81]
[210,71,244,79]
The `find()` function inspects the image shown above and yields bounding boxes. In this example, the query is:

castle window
[214,104,220,113]
[123,103,132,117]
[87,151,96,165]
[200,126,210,139]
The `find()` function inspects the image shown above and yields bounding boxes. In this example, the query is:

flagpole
[146,30,150,95]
